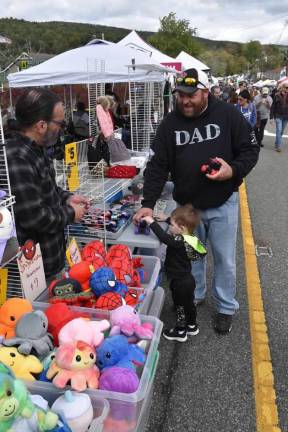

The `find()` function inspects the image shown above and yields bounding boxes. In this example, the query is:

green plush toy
[0,362,58,432]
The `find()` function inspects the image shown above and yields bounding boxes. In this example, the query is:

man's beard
[42,129,60,148]
[177,96,208,118]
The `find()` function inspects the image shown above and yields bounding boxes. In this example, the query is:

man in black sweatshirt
[134,68,259,334]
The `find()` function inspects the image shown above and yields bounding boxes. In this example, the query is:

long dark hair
[15,88,61,130]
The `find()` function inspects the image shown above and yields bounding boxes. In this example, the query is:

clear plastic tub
[36,255,161,316]
[29,303,162,432]
[147,286,165,319]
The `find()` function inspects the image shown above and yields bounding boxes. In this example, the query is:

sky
[1,0,288,45]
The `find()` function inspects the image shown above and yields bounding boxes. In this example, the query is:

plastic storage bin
[146,286,165,319]
[29,303,162,432]
[36,255,161,316]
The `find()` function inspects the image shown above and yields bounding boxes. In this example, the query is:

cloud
[1,0,288,44]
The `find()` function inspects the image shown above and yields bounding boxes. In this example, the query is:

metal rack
[87,58,105,137]
[0,109,24,298]
[128,79,164,152]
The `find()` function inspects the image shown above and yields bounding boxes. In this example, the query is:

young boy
[142,204,206,342]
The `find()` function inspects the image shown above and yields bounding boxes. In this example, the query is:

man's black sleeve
[149,221,184,248]
[141,122,171,209]
[229,108,260,180]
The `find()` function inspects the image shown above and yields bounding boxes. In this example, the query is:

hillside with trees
[0,15,286,77]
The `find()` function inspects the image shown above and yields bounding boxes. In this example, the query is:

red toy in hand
[201,158,221,175]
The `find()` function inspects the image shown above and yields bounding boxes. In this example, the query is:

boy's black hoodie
[142,96,259,210]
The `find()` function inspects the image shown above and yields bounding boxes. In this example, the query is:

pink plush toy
[46,341,100,391]
[110,305,153,340]
[58,318,110,348]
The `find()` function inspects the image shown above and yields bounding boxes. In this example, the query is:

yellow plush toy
[0,346,43,381]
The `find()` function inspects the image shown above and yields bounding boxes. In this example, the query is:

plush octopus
[3,310,54,358]
[110,305,153,341]
[47,341,100,392]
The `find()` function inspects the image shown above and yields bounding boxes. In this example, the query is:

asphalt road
[145,125,288,432]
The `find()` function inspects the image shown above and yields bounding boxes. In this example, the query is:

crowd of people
[211,79,288,151]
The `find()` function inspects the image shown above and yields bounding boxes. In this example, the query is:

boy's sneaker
[163,327,187,342]
[186,324,199,336]
[214,313,232,334]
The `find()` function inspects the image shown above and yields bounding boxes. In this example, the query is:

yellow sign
[0,268,8,305]
[66,238,82,267]
[65,142,80,192]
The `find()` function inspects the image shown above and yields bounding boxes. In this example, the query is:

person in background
[211,85,221,99]
[254,87,273,147]
[142,205,206,342]
[270,82,288,152]
[72,101,90,140]
[6,89,89,283]
[134,68,259,335]
[236,81,247,95]
[236,89,257,128]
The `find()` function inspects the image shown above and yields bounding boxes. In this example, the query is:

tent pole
[69,85,73,119]
[9,87,13,114]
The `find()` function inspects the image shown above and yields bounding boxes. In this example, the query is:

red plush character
[69,261,94,291]
[95,292,124,310]
[106,245,134,286]
[82,241,106,270]
[48,278,95,308]
[124,289,140,306]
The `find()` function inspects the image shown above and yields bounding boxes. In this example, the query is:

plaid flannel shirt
[6,133,75,278]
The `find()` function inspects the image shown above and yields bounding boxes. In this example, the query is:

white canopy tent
[176,51,210,72]
[117,30,181,70]
[7,42,171,88]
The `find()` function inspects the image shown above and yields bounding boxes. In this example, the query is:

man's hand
[68,194,90,210]
[70,203,86,222]
[206,157,233,181]
[133,207,153,223]
[142,216,154,225]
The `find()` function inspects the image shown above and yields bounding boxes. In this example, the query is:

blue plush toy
[96,335,146,372]
[90,267,128,298]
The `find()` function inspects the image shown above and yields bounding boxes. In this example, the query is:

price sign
[0,268,8,305]
[17,240,46,301]
[65,142,80,192]
[66,237,82,267]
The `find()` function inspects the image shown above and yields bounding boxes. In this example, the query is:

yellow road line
[239,182,281,432]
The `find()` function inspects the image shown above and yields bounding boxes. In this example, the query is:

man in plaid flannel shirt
[6,89,89,280]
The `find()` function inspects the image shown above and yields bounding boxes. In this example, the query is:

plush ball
[99,367,139,393]
[95,292,124,310]
[90,267,117,297]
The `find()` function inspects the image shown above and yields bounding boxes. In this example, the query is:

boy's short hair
[170,204,200,234]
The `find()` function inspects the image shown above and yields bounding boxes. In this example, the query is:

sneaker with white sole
[186,324,199,336]
[163,327,187,342]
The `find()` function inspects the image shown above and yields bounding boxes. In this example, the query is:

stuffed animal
[44,303,88,347]
[48,278,95,308]
[94,292,124,310]
[51,391,93,432]
[58,317,110,348]
[68,261,94,292]
[110,305,154,340]
[47,341,100,392]
[81,240,106,270]
[38,350,57,383]
[0,362,59,432]
[106,245,135,286]
[3,310,54,358]
[99,367,139,393]
[96,335,146,371]
[0,298,33,340]
[90,267,128,298]
[0,347,43,381]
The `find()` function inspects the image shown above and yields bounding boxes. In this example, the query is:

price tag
[65,142,80,192]
[0,268,8,305]
[17,241,46,301]
[66,238,82,267]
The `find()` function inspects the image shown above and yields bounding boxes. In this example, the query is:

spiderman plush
[90,267,128,298]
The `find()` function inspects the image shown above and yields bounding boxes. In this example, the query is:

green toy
[0,362,58,432]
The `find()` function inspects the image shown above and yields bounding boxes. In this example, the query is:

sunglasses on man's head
[176,76,198,86]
